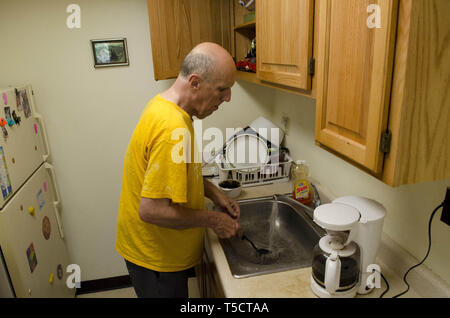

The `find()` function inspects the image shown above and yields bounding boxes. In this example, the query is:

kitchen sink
[219,195,325,279]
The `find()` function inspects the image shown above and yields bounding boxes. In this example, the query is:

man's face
[194,72,235,119]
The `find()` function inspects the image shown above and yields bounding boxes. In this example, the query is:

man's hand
[203,178,240,220]
[211,212,241,239]
[211,193,243,238]
[213,192,240,220]
[203,178,242,238]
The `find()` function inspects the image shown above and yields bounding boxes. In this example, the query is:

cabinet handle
[44,162,64,239]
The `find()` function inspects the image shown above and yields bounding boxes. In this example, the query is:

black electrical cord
[371,268,390,298]
[391,201,444,298]
[380,271,390,298]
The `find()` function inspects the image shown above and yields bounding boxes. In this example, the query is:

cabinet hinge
[380,130,392,154]
[308,58,315,76]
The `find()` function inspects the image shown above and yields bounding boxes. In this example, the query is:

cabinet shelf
[234,21,256,32]
[235,70,257,83]
[235,70,313,99]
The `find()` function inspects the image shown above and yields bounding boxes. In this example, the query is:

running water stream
[267,201,279,251]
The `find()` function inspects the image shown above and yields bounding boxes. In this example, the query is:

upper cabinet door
[315,0,398,174]
[147,0,231,80]
[256,0,314,90]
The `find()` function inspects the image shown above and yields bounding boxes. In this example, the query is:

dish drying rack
[215,154,292,187]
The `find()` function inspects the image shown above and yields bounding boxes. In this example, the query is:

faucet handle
[311,183,321,208]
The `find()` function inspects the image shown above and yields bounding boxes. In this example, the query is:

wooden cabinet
[197,244,225,298]
[315,0,398,174]
[231,1,255,65]
[315,0,450,186]
[231,0,317,96]
[381,0,450,186]
[147,0,449,186]
[147,0,316,96]
[256,0,314,90]
[147,0,231,80]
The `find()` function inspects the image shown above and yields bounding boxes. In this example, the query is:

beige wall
[0,0,173,280]
[1,0,449,284]
[0,0,276,281]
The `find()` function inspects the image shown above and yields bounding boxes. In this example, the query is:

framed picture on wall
[90,38,129,68]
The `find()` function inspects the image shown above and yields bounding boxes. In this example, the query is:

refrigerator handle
[33,113,51,162]
[44,163,64,239]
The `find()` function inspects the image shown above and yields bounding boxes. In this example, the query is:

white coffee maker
[310,196,386,297]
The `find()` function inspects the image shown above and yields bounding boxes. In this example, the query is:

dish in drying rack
[224,133,269,170]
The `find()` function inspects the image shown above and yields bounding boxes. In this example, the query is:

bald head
[163,42,235,119]
[180,42,235,82]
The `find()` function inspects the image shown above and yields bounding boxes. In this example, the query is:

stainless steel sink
[219,195,325,279]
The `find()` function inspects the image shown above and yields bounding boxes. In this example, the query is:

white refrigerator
[0,84,74,298]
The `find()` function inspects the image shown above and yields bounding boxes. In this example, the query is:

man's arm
[203,178,240,220]
[138,197,239,239]
[203,177,222,199]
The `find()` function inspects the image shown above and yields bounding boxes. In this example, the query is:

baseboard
[75,275,132,296]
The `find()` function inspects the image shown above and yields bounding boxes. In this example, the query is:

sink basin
[219,195,325,278]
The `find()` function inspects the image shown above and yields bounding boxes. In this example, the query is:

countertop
[204,180,421,298]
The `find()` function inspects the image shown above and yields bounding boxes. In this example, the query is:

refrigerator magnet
[2,92,7,105]
[12,111,21,125]
[42,216,51,240]
[0,146,13,200]
[4,107,14,126]
[26,243,38,273]
[36,189,45,210]
[16,88,25,111]
[21,91,31,118]
[57,264,63,280]
[1,126,8,141]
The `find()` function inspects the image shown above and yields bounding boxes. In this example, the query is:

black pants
[124,259,195,298]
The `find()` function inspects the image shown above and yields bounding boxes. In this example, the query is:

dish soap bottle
[291,160,311,205]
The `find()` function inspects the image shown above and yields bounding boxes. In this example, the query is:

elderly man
[116,42,240,298]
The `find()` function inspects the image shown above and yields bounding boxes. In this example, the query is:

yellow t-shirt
[116,95,205,272]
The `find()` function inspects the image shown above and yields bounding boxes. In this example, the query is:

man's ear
[188,74,202,89]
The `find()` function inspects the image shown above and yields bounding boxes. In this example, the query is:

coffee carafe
[310,196,386,298]
[311,203,362,297]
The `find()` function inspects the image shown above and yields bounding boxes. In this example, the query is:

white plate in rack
[224,133,269,170]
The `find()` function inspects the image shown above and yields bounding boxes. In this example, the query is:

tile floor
[76,277,201,298]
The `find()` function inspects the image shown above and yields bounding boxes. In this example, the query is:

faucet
[311,183,321,208]
[272,194,278,201]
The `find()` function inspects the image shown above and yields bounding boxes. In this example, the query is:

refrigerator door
[0,248,15,297]
[0,85,47,209]
[0,164,75,298]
